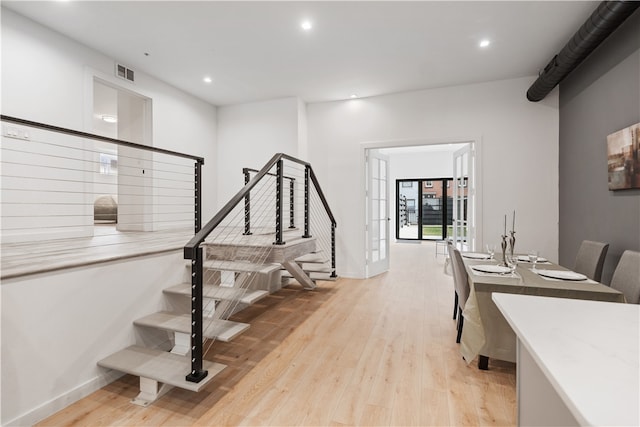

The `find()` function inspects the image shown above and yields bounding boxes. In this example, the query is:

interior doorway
[92,78,152,231]
[363,140,481,278]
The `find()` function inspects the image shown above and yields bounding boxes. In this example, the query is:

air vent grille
[115,63,135,82]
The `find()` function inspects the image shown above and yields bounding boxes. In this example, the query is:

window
[99,153,118,175]
[401,181,413,188]
[425,180,433,187]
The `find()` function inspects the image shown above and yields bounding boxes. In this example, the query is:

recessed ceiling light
[101,115,117,124]
[479,39,491,48]
[203,76,212,84]
[350,94,358,99]
[301,20,312,31]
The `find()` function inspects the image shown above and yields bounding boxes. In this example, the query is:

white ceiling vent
[115,63,135,82]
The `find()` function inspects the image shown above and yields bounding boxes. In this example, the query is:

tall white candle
[504,214,507,235]
[512,210,515,232]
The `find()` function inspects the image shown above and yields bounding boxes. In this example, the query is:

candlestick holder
[500,234,508,267]
[509,230,516,257]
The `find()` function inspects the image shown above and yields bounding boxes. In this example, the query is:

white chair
[574,240,609,282]
[610,250,640,304]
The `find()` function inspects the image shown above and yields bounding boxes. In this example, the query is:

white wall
[216,97,301,206]
[387,149,457,180]
[307,77,560,277]
[1,251,187,426]
[1,8,218,219]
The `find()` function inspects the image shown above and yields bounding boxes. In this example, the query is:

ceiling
[3,1,598,107]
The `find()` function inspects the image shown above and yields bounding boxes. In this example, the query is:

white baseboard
[3,370,123,427]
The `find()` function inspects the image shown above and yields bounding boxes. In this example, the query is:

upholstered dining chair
[448,245,470,343]
[446,240,457,320]
[574,240,609,282]
[610,250,640,304]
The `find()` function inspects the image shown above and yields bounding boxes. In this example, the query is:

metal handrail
[184,153,336,259]
[183,152,337,383]
[0,115,204,163]
[243,167,296,182]
[2,114,205,237]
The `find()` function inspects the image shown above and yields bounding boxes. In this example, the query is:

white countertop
[493,293,640,427]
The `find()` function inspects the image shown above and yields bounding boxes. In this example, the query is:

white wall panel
[216,97,300,206]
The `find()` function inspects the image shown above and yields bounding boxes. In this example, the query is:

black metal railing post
[302,165,311,238]
[195,161,202,233]
[331,223,337,278]
[186,246,208,383]
[274,159,285,245]
[288,178,296,229]
[242,168,252,235]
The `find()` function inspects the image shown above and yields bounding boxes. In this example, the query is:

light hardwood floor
[37,241,516,426]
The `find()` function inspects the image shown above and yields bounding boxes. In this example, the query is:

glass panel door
[422,180,444,240]
[396,178,453,241]
[367,149,390,277]
[397,180,418,239]
[453,144,474,251]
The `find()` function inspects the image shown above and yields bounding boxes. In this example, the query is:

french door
[452,144,475,251]
[366,149,390,277]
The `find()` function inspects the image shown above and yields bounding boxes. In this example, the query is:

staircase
[97,154,337,406]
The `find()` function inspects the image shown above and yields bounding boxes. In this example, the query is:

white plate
[471,264,511,274]
[536,269,587,281]
[462,252,491,260]
[517,255,548,263]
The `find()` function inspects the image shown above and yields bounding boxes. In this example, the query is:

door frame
[360,137,483,278]
[83,68,154,234]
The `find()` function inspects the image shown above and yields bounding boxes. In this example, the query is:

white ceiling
[3,1,598,107]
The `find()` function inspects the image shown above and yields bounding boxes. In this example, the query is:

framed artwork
[607,122,640,190]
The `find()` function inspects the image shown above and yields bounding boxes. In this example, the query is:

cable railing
[0,115,203,277]
[183,153,336,384]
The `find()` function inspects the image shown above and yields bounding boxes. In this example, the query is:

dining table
[459,252,626,367]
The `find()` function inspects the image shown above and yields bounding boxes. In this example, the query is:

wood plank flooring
[36,241,516,426]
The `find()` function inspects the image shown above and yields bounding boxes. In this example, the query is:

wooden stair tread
[295,252,328,264]
[134,311,250,342]
[203,237,316,264]
[202,260,281,274]
[297,263,332,273]
[283,271,338,282]
[203,234,313,248]
[97,345,225,392]
[164,283,268,305]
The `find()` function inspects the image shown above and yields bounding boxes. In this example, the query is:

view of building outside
[397,178,467,240]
